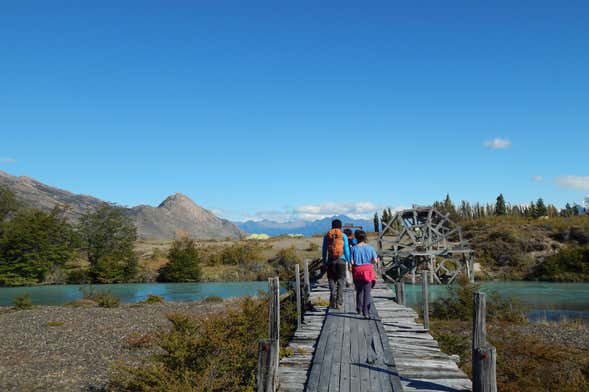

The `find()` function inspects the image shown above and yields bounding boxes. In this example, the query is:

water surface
[1,281,588,323]
[0,281,270,306]
[397,281,589,323]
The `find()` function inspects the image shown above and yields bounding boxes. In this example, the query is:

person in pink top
[350,230,378,319]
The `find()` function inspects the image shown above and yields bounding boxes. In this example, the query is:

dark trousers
[327,260,347,307]
[354,280,372,316]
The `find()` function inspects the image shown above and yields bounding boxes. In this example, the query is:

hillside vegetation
[396,194,589,282]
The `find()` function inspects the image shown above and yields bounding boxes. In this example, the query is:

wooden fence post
[268,276,280,375]
[470,256,476,284]
[269,277,280,341]
[394,281,405,305]
[295,264,302,329]
[472,292,486,351]
[256,339,279,392]
[473,345,497,392]
[304,259,310,303]
[422,272,429,330]
[472,292,496,392]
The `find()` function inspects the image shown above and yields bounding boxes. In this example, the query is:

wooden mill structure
[377,206,474,284]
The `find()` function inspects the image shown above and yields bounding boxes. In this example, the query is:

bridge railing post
[394,281,405,305]
[295,264,302,329]
[257,277,280,392]
[421,271,429,330]
[304,259,310,306]
[472,292,497,392]
[256,339,279,392]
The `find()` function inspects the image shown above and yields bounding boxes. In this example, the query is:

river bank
[0,299,238,391]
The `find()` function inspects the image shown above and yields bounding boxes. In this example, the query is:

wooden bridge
[256,259,496,392]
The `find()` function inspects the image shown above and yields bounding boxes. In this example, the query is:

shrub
[13,293,33,310]
[66,268,92,284]
[65,299,97,308]
[216,242,264,266]
[140,294,164,304]
[111,291,300,391]
[80,287,120,308]
[528,244,589,281]
[158,237,202,282]
[269,246,301,279]
[124,332,156,348]
[110,297,268,391]
[431,277,524,322]
[202,295,223,303]
[306,242,320,252]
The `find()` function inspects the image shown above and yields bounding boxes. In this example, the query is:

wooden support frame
[377,206,474,284]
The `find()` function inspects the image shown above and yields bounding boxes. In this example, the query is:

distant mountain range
[236,215,375,237]
[0,170,241,240]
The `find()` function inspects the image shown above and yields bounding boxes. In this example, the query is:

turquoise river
[1,281,588,322]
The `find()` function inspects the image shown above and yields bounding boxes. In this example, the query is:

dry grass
[135,236,323,282]
[430,319,589,391]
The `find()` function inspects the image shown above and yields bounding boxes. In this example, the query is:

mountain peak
[158,192,195,208]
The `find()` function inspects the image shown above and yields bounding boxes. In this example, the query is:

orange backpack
[327,228,344,260]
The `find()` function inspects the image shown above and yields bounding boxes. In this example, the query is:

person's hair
[343,228,353,236]
[354,230,367,243]
[331,219,342,229]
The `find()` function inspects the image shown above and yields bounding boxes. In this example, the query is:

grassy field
[134,235,325,282]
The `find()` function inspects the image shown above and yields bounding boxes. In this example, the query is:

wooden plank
[328,307,344,392]
[349,314,361,392]
[339,300,351,392]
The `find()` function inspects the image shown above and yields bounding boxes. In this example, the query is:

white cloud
[532,175,543,182]
[484,138,512,149]
[226,201,402,222]
[293,201,387,221]
[554,175,589,191]
[0,157,16,164]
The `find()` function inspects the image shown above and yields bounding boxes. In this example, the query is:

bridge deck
[305,287,403,392]
[278,281,471,392]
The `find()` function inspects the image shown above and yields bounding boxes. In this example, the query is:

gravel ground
[0,301,232,392]
[514,321,589,350]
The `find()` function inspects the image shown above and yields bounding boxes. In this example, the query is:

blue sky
[1,1,588,221]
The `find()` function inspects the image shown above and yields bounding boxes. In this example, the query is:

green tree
[0,208,78,285]
[79,204,138,283]
[0,186,19,222]
[495,194,507,216]
[158,237,202,282]
[527,201,536,218]
[373,212,379,233]
[534,198,547,218]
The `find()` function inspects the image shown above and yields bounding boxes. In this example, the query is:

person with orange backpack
[321,219,350,309]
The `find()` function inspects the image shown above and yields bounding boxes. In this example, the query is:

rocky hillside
[132,193,241,240]
[0,170,241,240]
